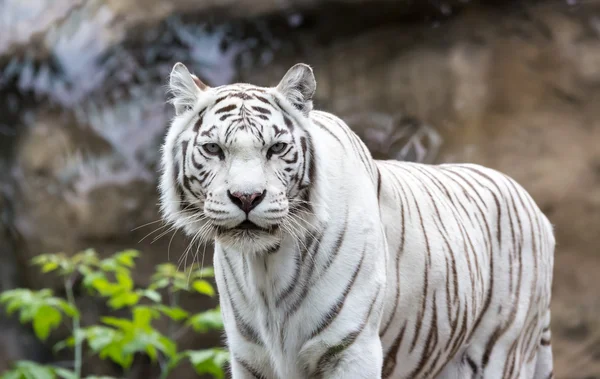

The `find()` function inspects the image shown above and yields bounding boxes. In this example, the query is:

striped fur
[159,62,555,379]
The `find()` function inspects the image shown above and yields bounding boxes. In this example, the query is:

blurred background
[0,0,599,378]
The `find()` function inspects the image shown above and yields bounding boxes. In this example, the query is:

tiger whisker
[151,213,207,244]
[137,209,205,243]
[131,219,167,232]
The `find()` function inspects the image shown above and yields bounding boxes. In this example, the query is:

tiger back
[374,159,554,378]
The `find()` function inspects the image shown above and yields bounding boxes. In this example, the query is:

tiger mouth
[235,220,267,231]
[217,220,279,234]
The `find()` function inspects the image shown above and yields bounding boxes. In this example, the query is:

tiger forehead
[213,85,272,103]
[195,90,293,146]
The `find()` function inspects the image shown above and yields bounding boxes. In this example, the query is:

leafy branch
[0,249,227,379]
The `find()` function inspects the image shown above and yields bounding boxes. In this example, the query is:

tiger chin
[159,62,555,379]
[213,222,283,254]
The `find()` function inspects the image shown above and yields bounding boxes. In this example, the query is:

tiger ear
[168,62,210,115]
[276,63,316,116]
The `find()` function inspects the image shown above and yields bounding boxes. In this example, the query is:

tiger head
[159,62,321,254]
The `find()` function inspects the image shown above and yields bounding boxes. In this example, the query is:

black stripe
[283,114,294,132]
[376,166,382,200]
[312,119,344,148]
[482,204,524,369]
[230,92,252,100]
[215,104,237,114]
[406,291,439,378]
[236,357,267,379]
[275,248,303,307]
[312,210,349,282]
[407,181,431,353]
[540,338,551,346]
[316,113,372,176]
[223,250,249,303]
[190,150,204,171]
[299,136,308,188]
[379,169,406,337]
[382,323,407,378]
[193,111,205,132]
[309,246,365,338]
[252,106,271,114]
[214,95,228,105]
[200,125,217,137]
[282,232,325,317]
[254,95,271,104]
[465,355,478,373]
[312,285,381,378]
[221,272,263,346]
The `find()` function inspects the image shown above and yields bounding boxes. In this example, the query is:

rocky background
[1,0,599,377]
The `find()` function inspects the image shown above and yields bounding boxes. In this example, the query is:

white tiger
[159,62,555,379]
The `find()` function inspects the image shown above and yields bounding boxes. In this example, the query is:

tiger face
[160,63,317,253]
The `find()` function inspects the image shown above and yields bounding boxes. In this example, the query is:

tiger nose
[227,190,266,214]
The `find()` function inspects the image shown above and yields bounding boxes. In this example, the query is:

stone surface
[238,4,600,377]
[0,0,475,59]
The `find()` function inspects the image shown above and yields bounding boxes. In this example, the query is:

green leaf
[172,277,191,292]
[53,336,75,353]
[98,260,121,274]
[195,267,215,278]
[90,277,120,297]
[33,305,62,341]
[79,325,133,369]
[115,272,134,291]
[19,305,36,324]
[83,326,121,353]
[107,292,140,309]
[120,329,176,362]
[56,301,79,318]
[41,261,59,273]
[114,250,139,268]
[186,307,224,333]
[187,348,230,379]
[99,343,134,369]
[132,306,159,329]
[0,370,20,379]
[31,253,75,276]
[1,361,56,379]
[101,316,133,331]
[73,249,99,265]
[81,271,105,290]
[27,365,54,379]
[154,263,177,277]
[154,305,189,321]
[5,300,22,315]
[0,289,74,341]
[139,289,161,303]
[192,280,215,297]
[157,335,177,359]
[148,278,169,290]
[55,368,77,379]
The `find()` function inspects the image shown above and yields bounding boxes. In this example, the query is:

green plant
[0,249,227,379]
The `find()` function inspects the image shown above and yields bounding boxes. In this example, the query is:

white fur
[159,63,555,379]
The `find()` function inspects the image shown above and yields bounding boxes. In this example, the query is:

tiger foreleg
[304,332,384,379]
[229,358,262,379]
[229,354,275,379]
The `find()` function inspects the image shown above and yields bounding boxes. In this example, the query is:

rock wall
[0,0,599,378]
[237,4,600,376]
